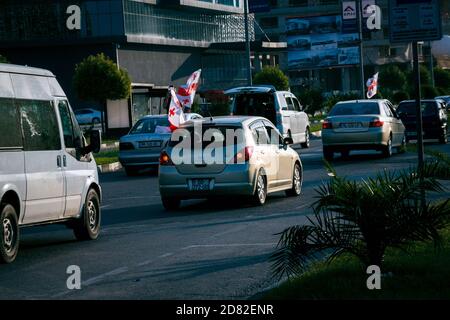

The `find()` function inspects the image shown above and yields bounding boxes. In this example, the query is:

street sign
[389,0,442,43]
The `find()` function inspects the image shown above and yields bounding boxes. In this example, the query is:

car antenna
[204,104,214,121]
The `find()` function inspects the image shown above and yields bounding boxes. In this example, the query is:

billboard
[287,15,360,70]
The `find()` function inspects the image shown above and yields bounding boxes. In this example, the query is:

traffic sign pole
[412,41,425,173]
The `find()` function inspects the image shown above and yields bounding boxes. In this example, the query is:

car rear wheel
[382,135,393,157]
[162,197,181,211]
[301,128,310,148]
[286,163,302,197]
[0,204,19,264]
[252,171,267,206]
[73,189,101,241]
[323,147,333,161]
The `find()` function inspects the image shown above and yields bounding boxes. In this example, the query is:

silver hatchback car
[158,116,303,210]
[322,99,405,160]
[119,114,202,175]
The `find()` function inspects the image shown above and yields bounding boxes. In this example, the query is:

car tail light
[322,120,332,129]
[119,142,134,151]
[231,146,254,164]
[369,119,384,127]
[159,151,174,166]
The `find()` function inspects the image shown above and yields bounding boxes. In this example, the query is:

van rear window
[0,98,23,149]
[233,93,276,124]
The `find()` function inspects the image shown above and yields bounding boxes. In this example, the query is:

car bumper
[159,164,255,199]
[404,125,446,140]
[322,128,387,147]
[119,151,160,167]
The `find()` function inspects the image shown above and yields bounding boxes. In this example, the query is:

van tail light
[231,146,254,164]
[322,120,332,129]
[159,151,174,166]
[369,119,384,127]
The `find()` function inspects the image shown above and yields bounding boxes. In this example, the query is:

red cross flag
[176,69,201,110]
[168,88,185,131]
[366,72,379,99]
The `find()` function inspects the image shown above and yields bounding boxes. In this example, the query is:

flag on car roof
[176,69,201,110]
[366,72,379,99]
[168,88,185,131]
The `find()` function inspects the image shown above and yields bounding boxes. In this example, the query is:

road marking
[181,243,277,250]
[83,267,129,286]
[137,252,174,267]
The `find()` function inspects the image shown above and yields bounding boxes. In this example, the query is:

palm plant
[270,159,450,280]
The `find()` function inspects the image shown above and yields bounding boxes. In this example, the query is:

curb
[97,161,122,173]
[101,142,119,151]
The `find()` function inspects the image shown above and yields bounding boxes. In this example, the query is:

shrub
[270,157,450,279]
[296,88,324,115]
[323,92,360,112]
[434,67,450,92]
[253,66,290,91]
[379,65,407,95]
[0,54,9,63]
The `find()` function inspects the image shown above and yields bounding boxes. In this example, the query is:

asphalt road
[1,138,449,299]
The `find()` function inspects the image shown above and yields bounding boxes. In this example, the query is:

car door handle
[63,155,67,167]
[57,155,62,168]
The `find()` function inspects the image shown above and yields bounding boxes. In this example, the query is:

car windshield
[397,101,437,117]
[329,102,380,116]
[130,117,170,134]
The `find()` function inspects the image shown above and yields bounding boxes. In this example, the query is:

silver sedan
[119,113,202,176]
[322,99,405,160]
[158,116,303,210]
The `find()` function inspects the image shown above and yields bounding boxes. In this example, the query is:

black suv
[397,99,448,144]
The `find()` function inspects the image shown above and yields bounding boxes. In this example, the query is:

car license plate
[139,140,161,148]
[188,179,213,191]
[340,122,362,128]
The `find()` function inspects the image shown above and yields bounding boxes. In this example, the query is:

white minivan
[0,63,102,264]
[226,86,311,148]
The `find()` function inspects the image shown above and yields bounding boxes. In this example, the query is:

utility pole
[412,41,425,173]
[428,41,435,87]
[356,0,365,99]
[244,0,252,86]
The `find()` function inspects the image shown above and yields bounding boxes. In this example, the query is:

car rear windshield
[233,93,276,124]
[329,102,380,116]
[397,101,438,117]
[130,117,170,134]
[169,125,244,148]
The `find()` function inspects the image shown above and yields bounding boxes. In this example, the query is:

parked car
[226,86,311,148]
[159,116,303,210]
[397,99,448,144]
[322,99,406,160]
[119,113,202,176]
[435,96,450,112]
[0,63,102,263]
[74,108,103,125]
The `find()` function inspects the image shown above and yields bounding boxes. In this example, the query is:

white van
[226,86,311,148]
[0,63,102,264]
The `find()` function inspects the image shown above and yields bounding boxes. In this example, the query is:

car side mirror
[89,130,102,154]
[283,136,294,146]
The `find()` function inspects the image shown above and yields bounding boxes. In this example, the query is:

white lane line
[137,252,174,267]
[83,266,129,286]
[181,243,277,250]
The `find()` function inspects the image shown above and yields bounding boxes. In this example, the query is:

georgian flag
[176,69,201,109]
[168,88,185,131]
[366,72,379,99]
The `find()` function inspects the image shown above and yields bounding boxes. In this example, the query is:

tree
[0,54,9,63]
[296,88,324,115]
[379,65,407,95]
[253,66,289,91]
[270,156,450,279]
[434,67,450,92]
[73,53,131,132]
